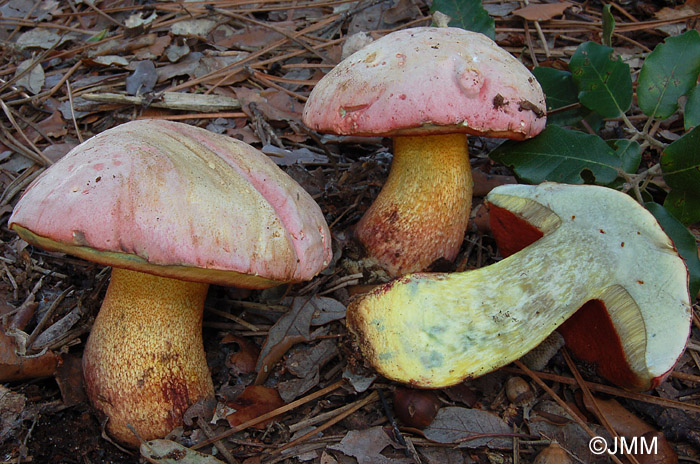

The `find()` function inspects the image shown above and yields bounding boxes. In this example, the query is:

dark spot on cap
[493,94,506,109]
[518,100,545,118]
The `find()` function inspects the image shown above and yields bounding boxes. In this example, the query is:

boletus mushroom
[303,27,546,276]
[9,120,332,446]
[346,183,691,390]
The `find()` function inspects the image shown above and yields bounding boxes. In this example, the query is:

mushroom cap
[303,27,546,139]
[9,120,331,287]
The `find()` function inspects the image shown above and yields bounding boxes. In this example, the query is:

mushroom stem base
[82,267,214,447]
[355,133,472,276]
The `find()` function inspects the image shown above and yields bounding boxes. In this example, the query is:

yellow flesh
[347,198,649,388]
[354,133,472,276]
[82,268,214,446]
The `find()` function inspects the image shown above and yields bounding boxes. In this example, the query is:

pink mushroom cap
[9,120,331,287]
[303,27,546,139]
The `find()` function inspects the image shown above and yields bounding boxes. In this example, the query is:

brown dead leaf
[222,334,260,375]
[512,1,573,21]
[0,326,60,382]
[328,426,409,464]
[254,296,318,384]
[422,406,512,449]
[583,396,678,464]
[0,384,26,443]
[235,87,300,122]
[134,35,172,61]
[213,25,286,50]
[225,385,284,429]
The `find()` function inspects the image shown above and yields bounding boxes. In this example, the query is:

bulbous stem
[82,267,214,447]
[354,133,472,276]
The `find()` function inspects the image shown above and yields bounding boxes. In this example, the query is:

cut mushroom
[346,183,691,390]
[303,27,546,276]
[9,120,332,446]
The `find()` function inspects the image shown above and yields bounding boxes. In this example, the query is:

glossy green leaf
[660,125,700,224]
[637,30,700,120]
[532,67,589,126]
[602,4,615,48]
[664,190,700,226]
[431,0,495,39]
[645,202,700,298]
[489,126,625,185]
[610,139,641,174]
[569,41,633,118]
[685,84,700,131]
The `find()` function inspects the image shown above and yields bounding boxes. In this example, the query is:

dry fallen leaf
[328,426,411,464]
[140,439,225,464]
[225,385,285,429]
[0,384,26,443]
[255,295,342,384]
[0,327,60,382]
[422,406,512,449]
[512,1,573,21]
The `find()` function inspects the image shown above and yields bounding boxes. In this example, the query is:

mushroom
[346,183,691,390]
[303,27,546,276]
[8,120,332,446]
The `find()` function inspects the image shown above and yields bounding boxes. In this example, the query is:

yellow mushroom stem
[82,267,214,447]
[354,133,472,276]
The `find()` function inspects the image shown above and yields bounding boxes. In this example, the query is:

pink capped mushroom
[303,27,546,276]
[8,120,332,446]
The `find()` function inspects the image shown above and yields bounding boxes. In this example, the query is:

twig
[66,81,83,144]
[514,360,626,464]
[267,390,379,457]
[191,379,346,450]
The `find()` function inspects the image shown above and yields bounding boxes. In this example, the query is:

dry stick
[561,350,641,464]
[213,8,327,62]
[65,81,83,144]
[36,60,82,104]
[267,391,380,457]
[0,101,51,165]
[167,13,341,93]
[250,71,309,102]
[504,366,700,414]
[136,112,248,121]
[514,360,626,464]
[191,379,346,450]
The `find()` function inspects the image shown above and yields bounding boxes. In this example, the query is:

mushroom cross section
[346,183,691,390]
[8,120,332,446]
[303,27,546,276]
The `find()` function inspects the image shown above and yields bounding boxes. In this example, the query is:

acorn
[392,387,441,429]
[534,442,573,464]
[505,376,535,406]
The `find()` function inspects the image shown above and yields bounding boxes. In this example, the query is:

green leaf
[685,84,700,131]
[569,41,633,118]
[609,139,641,174]
[645,202,700,299]
[664,190,700,226]
[431,0,495,39]
[532,67,589,126]
[489,125,625,185]
[637,30,700,120]
[660,125,700,224]
[602,4,615,48]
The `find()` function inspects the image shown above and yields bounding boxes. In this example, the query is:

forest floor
[0,0,699,463]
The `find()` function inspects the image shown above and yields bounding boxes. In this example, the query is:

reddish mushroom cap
[303,27,546,139]
[9,120,331,287]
